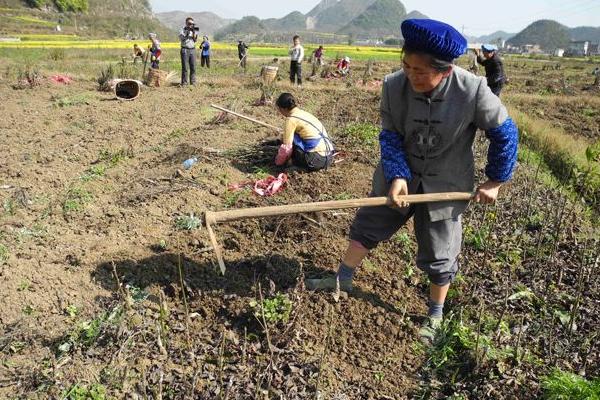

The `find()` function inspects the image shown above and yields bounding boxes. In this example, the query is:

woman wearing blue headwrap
[475,44,506,96]
[306,19,519,345]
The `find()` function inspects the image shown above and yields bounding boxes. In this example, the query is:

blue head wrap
[401,19,467,61]
[482,44,498,52]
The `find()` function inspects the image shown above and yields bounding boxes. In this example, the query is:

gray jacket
[179,28,197,49]
[381,66,508,221]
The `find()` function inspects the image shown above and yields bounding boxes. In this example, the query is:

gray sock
[428,300,444,319]
[336,263,355,281]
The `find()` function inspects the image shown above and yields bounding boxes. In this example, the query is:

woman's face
[402,53,451,94]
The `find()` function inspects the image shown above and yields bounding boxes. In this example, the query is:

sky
[150,0,600,36]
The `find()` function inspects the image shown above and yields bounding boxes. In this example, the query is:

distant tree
[348,33,355,46]
[26,0,47,8]
[53,0,88,13]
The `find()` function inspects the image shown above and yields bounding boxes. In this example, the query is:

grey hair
[402,46,454,72]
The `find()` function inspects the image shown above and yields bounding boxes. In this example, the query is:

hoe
[204,192,474,274]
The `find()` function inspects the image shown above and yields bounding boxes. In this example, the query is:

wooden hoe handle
[205,192,474,275]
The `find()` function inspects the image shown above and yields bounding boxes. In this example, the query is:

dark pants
[181,48,196,85]
[151,60,159,69]
[349,164,462,286]
[292,146,332,172]
[201,55,210,68]
[488,80,504,97]
[290,61,302,85]
[239,55,247,70]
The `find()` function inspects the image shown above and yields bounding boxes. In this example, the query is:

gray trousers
[349,164,462,285]
[180,48,196,85]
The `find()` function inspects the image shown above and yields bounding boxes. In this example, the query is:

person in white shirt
[289,35,304,86]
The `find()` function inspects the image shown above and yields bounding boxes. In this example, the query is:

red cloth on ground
[50,75,72,84]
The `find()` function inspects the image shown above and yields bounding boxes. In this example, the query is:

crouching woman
[274,93,334,172]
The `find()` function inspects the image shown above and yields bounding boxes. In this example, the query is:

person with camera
[179,17,199,86]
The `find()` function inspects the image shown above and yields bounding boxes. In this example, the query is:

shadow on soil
[91,252,414,323]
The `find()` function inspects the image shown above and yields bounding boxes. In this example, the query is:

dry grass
[508,105,599,211]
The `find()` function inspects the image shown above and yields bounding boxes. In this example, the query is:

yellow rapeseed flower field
[0,35,402,61]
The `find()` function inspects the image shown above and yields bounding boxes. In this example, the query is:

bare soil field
[0,52,599,399]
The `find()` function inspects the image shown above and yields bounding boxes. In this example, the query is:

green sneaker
[304,276,353,292]
[419,317,442,345]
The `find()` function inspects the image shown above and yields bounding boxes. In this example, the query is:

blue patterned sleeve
[380,129,412,183]
[485,117,519,182]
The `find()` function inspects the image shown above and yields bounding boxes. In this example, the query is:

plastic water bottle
[183,156,198,170]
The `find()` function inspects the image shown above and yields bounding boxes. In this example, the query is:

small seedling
[98,148,130,166]
[334,192,353,201]
[125,284,148,303]
[17,280,31,292]
[8,341,26,354]
[22,305,35,316]
[175,214,202,230]
[80,165,106,182]
[3,198,16,215]
[52,93,93,107]
[373,371,385,383]
[0,244,9,264]
[362,259,378,273]
[249,293,292,324]
[393,231,411,246]
[62,383,107,400]
[167,128,186,141]
[223,190,247,208]
[253,166,270,179]
[63,187,93,213]
[59,305,123,353]
[464,225,489,251]
[65,305,80,317]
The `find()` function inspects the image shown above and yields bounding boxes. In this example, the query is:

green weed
[17,280,31,291]
[65,305,80,317]
[343,122,380,146]
[52,93,93,107]
[63,187,92,213]
[48,48,65,61]
[80,165,106,182]
[62,383,107,400]
[464,225,489,251]
[3,198,16,215]
[249,293,292,324]
[22,305,35,316]
[362,258,378,273]
[98,148,130,166]
[174,214,202,231]
[253,166,271,179]
[334,192,354,201]
[59,305,123,353]
[0,244,9,264]
[427,316,491,370]
[541,369,600,400]
[166,128,186,141]
[223,190,247,208]
[97,63,114,91]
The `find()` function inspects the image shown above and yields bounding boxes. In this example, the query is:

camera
[186,24,200,32]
